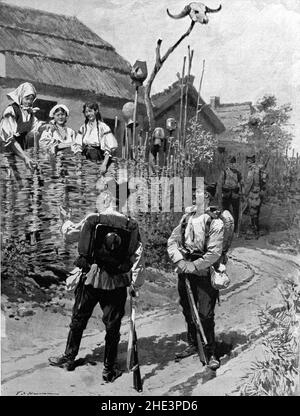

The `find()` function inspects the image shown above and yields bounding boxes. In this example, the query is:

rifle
[127,295,143,392]
[185,277,208,366]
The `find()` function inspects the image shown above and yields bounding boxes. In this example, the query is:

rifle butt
[196,332,207,366]
[133,364,143,392]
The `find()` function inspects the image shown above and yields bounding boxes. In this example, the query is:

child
[39,104,75,154]
[72,102,118,175]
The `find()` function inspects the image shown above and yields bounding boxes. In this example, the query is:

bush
[1,237,33,281]
[237,280,299,396]
[138,212,182,270]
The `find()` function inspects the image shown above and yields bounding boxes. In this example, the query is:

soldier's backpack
[259,167,268,189]
[223,168,241,190]
[181,207,234,261]
[92,214,139,275]
[180,207,234,291]
[251,165,268,190]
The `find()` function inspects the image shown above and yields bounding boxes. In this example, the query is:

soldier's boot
[48,354,76,371]
[102,339,122,383]
[207,355,220,371]
[175,326,198,360]
[203,318,219,370]
[48,329,83,371]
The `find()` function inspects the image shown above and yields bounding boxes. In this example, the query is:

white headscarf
[7,82,37,106]
[49,104,70,118]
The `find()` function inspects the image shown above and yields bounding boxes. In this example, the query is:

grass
[237,279,300,396]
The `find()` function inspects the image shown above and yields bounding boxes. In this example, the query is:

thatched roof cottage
[0,2,141,151]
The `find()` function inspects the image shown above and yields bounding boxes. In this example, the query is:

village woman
[72,102,118,175]
[39,104,75,154]
[0,82,45,170]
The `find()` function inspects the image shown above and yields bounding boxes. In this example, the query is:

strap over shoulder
[97,213,138,231]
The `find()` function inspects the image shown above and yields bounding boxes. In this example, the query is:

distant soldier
[218,156,242,233]
[244,155,268,238]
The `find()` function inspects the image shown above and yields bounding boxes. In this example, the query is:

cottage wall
[0,82,146,157]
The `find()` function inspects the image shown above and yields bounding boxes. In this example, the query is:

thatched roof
[0,2,135,101]
[152,76,225,134]
[210,97,254,131]
[209,97,253,147]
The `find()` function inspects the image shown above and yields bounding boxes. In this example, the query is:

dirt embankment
[1,234,299,396]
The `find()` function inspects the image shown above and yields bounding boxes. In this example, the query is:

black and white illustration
[0,0,299,398]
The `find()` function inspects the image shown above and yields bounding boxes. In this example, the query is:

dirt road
[1,242,299,396]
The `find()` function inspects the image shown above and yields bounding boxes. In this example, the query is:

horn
[167,5,191,19]
[205,4,222,13]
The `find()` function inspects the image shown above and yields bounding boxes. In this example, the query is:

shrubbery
[237,280,299,396]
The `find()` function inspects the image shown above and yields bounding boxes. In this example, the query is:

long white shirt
[72,120,118,157]
[0,105,43,149]
[39,124,75,153]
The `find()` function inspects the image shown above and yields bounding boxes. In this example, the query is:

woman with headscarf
[0,82,45,150]
[72,102,118,175]
[39,104,75,154]
[0,82,45,169]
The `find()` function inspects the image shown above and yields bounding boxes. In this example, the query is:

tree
[144,22,195,132]
[235,95,293,158]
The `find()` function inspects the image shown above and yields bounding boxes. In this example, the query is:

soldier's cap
[246,155,256,163]
[192,181,217,198]
[230,156,236,163]
[205,182,217,197]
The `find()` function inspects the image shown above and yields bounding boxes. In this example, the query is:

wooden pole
[143,132,148,161]
[183,46,194,149]
[144,21,195,132]
[178,56,186,148]
[132,86,139,160]
[125,124,129,160]
[196,59,206,122]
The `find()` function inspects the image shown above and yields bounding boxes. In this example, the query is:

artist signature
[16,391,57,396]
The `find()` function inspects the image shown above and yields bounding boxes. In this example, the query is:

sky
[3,0,300,152]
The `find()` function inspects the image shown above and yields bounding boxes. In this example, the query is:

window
[34,99,57,121]
[103,118,118,134]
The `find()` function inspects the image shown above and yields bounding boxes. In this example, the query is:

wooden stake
[196,59,205,122]
[178,56,187,147]
[144,21,196,132]
[132,86,139,160]
[183,46,194,149]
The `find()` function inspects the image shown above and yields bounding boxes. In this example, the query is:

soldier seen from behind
[48,190,144,383]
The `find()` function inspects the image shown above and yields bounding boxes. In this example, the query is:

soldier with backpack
[243,155,268,239]
[167,182,234,371]
[218,156,243,233]
[48,191,144,383]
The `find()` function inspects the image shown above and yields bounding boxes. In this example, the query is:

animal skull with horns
[167,2,222,24]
